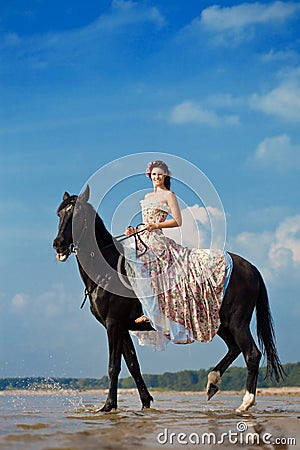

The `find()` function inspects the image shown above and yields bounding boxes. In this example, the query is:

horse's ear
[63,192,70,201]
[79,185,90,203]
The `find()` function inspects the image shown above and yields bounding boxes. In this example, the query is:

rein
[80,287,93,309]
[101,224,148,258]
[71,224,148,258]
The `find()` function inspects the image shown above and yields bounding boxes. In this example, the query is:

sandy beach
[1,386,299,396]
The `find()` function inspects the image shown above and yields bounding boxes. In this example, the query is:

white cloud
[232,214,300,283]
[89,0,165,33]
[182,2,300,46]
[9,284,72,317]
[235,231,273,268]
[200,1,300,31]
[11,293,28,312]
[0,0,165,68]
[250,67,300,122]
[38,284,69,318]
[168,100,239,126]
[251,134,300,171]
[261,48,299,63]
[269,215,300,267]
[165,204,226,249]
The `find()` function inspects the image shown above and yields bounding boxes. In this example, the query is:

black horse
[53,185,284,412]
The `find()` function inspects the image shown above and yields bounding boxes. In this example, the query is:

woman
[123,160,232,349]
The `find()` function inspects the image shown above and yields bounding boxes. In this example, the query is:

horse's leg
[207,325,241,400]
[220,253,262,412]
[230,326,261,412]
[122,331,154,409]
[101,320,123,412]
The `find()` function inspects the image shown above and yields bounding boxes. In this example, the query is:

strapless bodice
[140,198,171,213]
[140,198,171,223]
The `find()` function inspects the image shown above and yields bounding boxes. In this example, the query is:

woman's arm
[165,191,182,226]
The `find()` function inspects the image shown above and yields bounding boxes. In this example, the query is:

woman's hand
[125,226,135,236]
[125,225,148,236]
[145,222,159,232]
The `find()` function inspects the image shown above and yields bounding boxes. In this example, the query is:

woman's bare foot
[135,315,149,323]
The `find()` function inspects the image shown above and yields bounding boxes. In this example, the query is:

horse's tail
[255,268,285,382]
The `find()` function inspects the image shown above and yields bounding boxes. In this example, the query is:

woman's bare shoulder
[165,190,178,201]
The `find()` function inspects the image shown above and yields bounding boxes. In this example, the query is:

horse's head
[53,185,90,262]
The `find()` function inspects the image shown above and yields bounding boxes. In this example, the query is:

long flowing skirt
[124,229,232,350]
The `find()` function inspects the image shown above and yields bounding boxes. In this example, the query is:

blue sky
[1,0,299,379]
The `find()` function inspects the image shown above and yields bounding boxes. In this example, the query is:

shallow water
[0,391,299,449]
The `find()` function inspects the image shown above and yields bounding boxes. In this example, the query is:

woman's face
[151,167,166,188]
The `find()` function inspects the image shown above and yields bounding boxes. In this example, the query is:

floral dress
[124,198,232,350]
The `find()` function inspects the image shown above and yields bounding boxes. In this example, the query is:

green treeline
[0,362,299,392]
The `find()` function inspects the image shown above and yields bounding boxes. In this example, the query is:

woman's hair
[146,160,171,190]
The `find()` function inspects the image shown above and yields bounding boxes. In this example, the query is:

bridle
[59,201,149,308]
[69,200,148,258]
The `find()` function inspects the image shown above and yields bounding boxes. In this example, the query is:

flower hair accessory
[145,161,159,177]
[145,162,152,177]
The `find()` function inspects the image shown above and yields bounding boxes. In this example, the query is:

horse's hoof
[236,391,256,412]
[100,403,117,412]
[207,383,219,401]
[142,395,154,409]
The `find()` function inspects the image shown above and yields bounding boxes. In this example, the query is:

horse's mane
[82,201,116,253]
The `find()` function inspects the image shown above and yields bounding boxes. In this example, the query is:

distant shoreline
[1,386,300,396]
